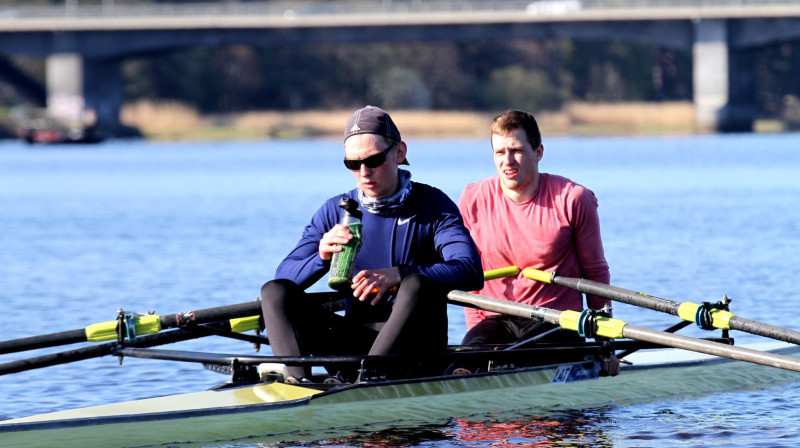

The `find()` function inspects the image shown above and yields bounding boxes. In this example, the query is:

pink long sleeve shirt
[458,173,611,329]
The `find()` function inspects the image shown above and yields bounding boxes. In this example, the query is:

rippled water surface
[1,133,799,447]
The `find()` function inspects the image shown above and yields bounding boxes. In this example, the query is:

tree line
[120,37,798,120]
[122,39,696,115]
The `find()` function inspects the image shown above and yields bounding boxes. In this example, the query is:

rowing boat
[2,281,800,448]
[1,339,798,448]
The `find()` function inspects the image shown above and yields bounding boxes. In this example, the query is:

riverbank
[119,101,699,141]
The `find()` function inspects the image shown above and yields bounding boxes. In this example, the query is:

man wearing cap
[261,106,484,382]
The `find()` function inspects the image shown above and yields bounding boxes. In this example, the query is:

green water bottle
[327,197,363,291]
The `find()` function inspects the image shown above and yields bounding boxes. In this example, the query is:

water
[1,133,799,447]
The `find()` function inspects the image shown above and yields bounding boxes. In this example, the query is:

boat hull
[1,342,798,448]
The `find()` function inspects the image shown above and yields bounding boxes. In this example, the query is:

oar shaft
[0,329,87,355]
[448,290,800,373]
[0,342,116,375]
[622,325,800,372]
[552,275,682,315]
[729,315,800,345]
[0,327,207,375]
[447,290,560,325]
[158,300,262,328]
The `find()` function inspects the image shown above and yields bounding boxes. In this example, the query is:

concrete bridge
[2,0,800,134]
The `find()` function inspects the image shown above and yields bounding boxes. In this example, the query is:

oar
[447,290,800,373]
[0,326,210,375]
[0,301,260,356]
[0,292,343,356]
[522,268,800,345]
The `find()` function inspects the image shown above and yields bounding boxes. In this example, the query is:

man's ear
[396,141,408,164]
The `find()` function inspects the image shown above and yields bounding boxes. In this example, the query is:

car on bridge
[526,0,582,14]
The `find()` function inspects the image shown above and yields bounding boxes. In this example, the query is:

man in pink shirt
[458,109,618,375]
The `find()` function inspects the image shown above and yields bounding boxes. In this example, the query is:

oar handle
[484,266,520,281]
[521,268,554,284]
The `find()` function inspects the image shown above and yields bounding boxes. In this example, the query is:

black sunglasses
[343,143,396,171]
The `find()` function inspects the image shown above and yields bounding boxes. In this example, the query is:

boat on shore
[12,106,104,145]
[16,117,103,144]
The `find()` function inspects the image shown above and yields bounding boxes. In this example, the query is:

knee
[395,273,446,317]
[394,273,429,307]
[460,320,503,346]
[397,273,431,295]
[461,330,489,346]
[260,279,300,310]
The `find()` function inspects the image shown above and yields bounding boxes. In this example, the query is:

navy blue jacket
[276,182,484,295]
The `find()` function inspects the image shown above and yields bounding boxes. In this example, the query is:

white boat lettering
[551,362,600,384]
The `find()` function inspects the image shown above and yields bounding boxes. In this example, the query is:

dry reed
[120,100,200,138]
[119,100,698,141]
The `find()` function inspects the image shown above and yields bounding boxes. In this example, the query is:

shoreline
[6,100,794,142]
[120,101,701,141]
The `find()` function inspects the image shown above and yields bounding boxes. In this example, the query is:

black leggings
[261,273,447,378]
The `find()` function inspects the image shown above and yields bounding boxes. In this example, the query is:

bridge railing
[2,0,800,20]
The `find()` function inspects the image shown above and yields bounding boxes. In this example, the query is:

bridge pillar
[693,19,756,132]
[693,20,729,132]
[46,53,85,127]
[45,52,133,137]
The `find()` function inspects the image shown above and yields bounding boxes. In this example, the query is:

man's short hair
[490,110,542,148]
